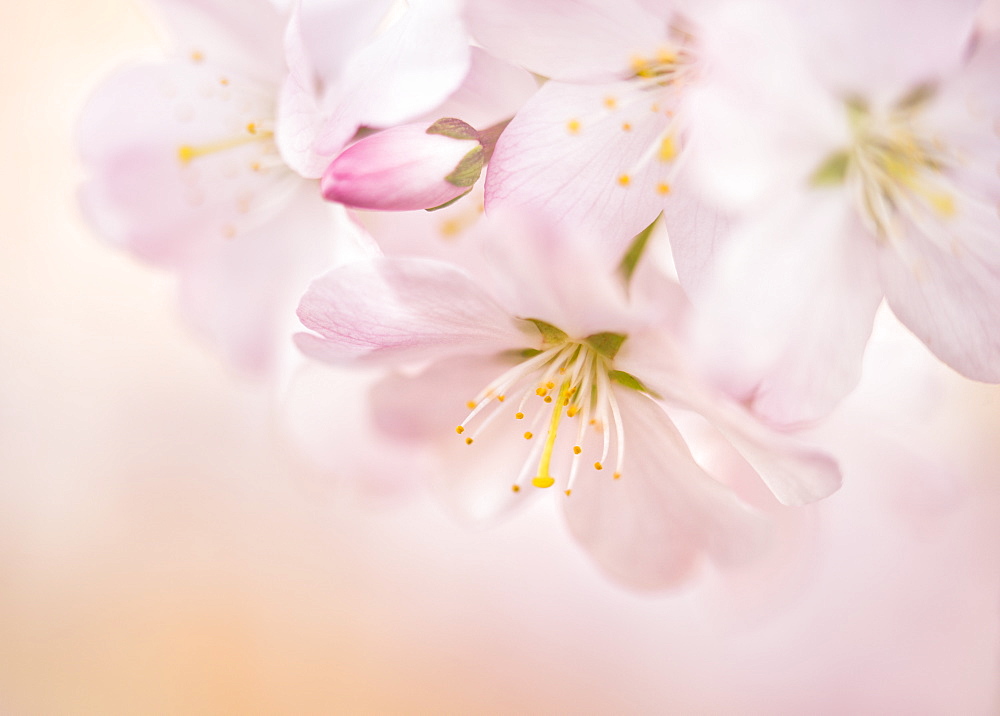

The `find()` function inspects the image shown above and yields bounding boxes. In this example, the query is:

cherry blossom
[294,211,841,587]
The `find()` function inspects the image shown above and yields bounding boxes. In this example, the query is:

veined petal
[563,387,769,590]
[880,200,1000,382]
[295,257,530,365]
[463,0,668,82]
[486,79,674,255]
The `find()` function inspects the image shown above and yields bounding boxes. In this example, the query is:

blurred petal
[563,388,768,590]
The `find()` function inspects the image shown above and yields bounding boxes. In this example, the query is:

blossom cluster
[78,0,999,589]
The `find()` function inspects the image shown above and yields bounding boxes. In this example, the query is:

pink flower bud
[321,120,484,211]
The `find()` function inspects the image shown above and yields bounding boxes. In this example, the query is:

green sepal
[444,144,485,188]
[499,347,544,361]
[425,188,472,212]
[524,318,569,345]
[608,369,652,395]
[426,117,479,141]
[618,214,660,285]
[810,151,850,186]
[584,332,627,360]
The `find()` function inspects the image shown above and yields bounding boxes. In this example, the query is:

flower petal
[687,193,884,426]
[563,388,769,590]
[486,79,673,255]
[295,257,530,365]
[77,61,297,265]
[463,0,667,82]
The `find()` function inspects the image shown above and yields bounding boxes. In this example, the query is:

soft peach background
[2,1,1000,714]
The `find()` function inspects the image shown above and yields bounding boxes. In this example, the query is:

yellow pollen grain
[512,485,521,493]
[524,432,533,440]
[657,183,671,195]
[466,400,477,409]
[573,446,582,455]
[594,462,604,471]
[604,97,617,109]
[566,119,581,134]
[455,426,465,434]
[618,174,631,187]
[622,122,632,132]
[465,437,474,445]
[515,412,525,420]
[658,135,677,162]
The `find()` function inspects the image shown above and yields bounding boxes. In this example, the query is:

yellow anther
[929,193,956,217]
[497,395,506,402]
[524,432,533,440]
[219,77,230,86]
[190,50,204,63]
[247,122,257,134]
[658,135,677,162]
[512,485,521,493]
[656,48,677,64]
[466,400,477,409]
[657,183,671,195]
[455,426,465,434]
[515,412,525,420]
[543,396,553,403]
[594,462,604,471]
[536,387,547,396]
[651,103,661,113]
[545,381,555,389]
[222,225,236,239]
[564,489,572,496]
[618,174,631,187]
[573,446,582,455]
[566,119,581,134]
[465,437,474,445]
[613,472,622,480]
[251,162,261,172]
[439,219,462,237]
[604,97,617,109]
[177,145,197,163]
[566,406,578,418]
[622,122,632,132]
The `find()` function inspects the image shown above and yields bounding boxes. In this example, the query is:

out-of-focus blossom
[276,0,471,178]
[293,211,841,588]
[680,0,999,425]
[76,0,362,373]
[471,0,720,254]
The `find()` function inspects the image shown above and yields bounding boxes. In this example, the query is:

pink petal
[486,79,673,255]
[563,387,769,590]
[148,0,286,83]
[463,0,667,82]
[879,202,1000,382]
[687,194,884,427]
[174,187,345,374]
[77,61,298,265]
[295,257,530,365]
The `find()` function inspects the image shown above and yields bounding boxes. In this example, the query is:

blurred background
[2,1,999,713]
